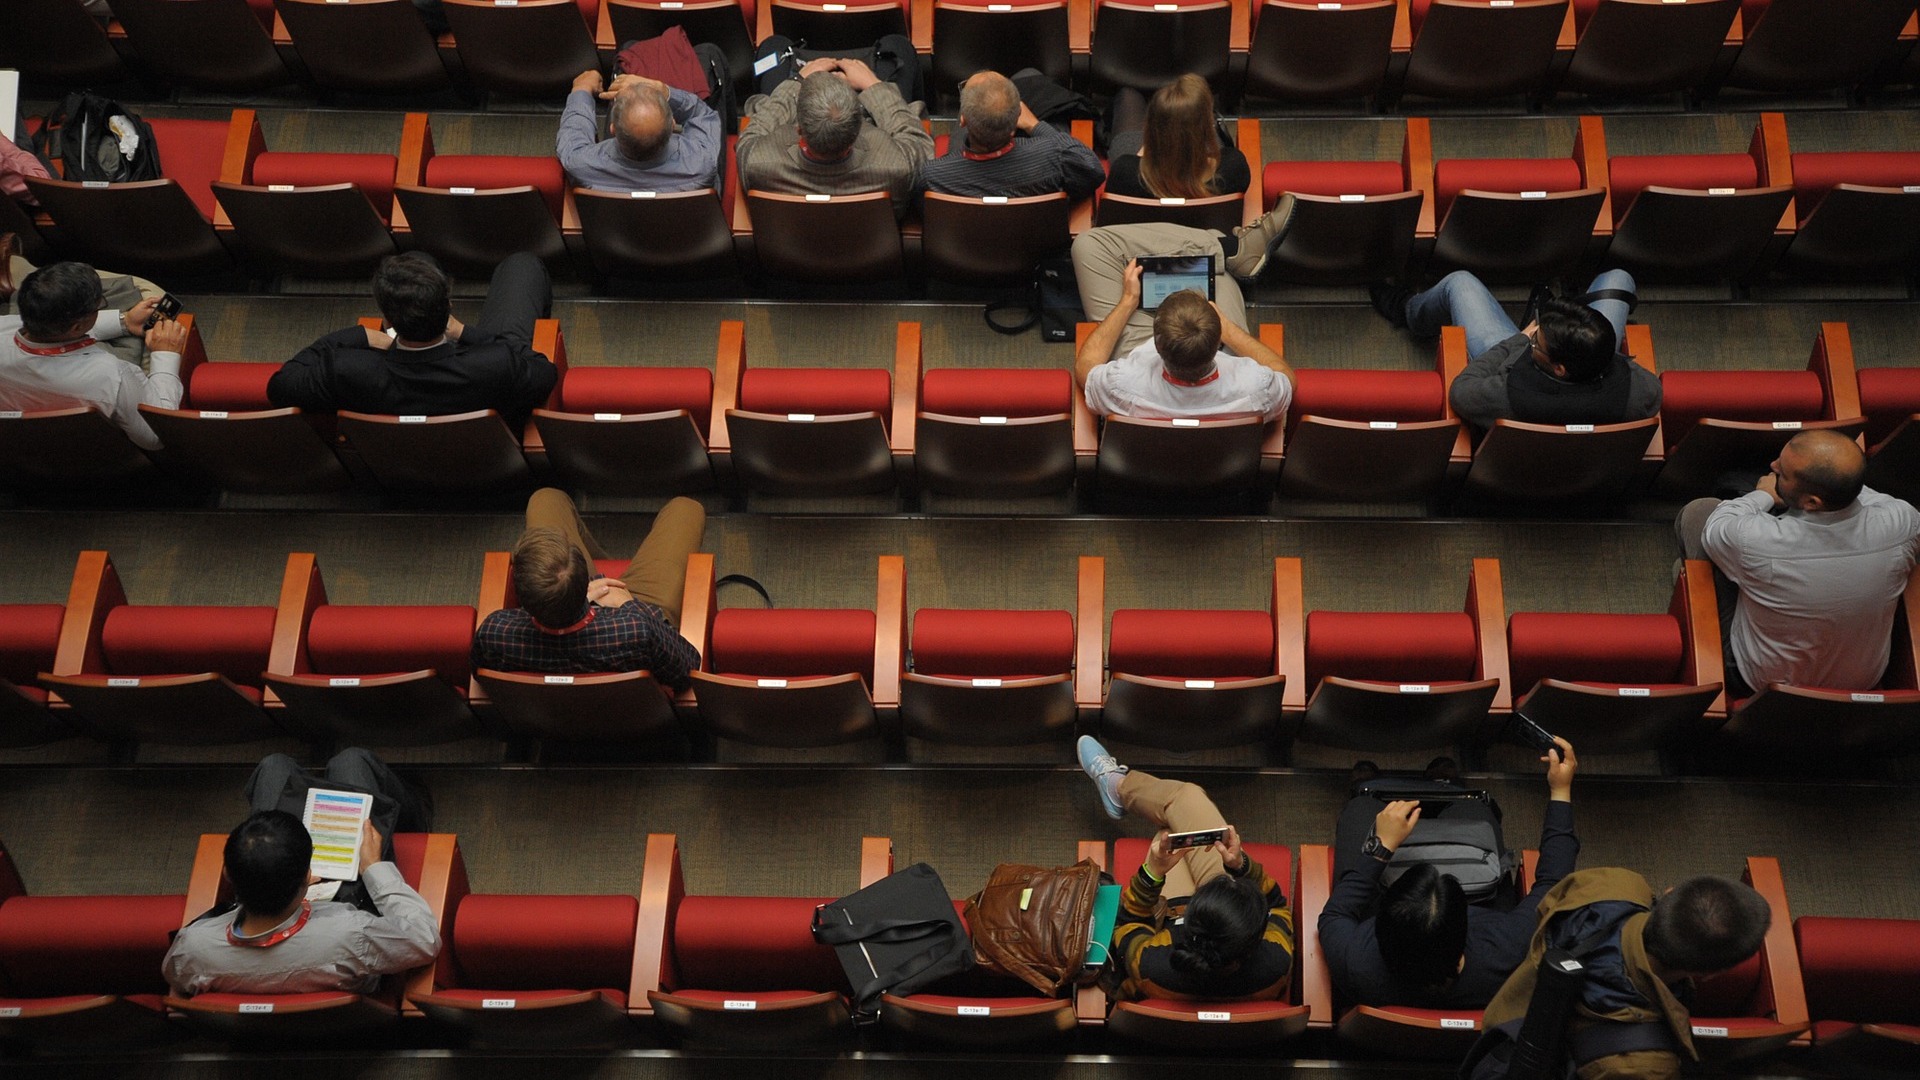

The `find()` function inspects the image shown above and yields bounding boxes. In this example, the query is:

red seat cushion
[1796,916,1920,1026]
[738,368,892,417]
[558,368,714,436]
[1506,613,1685,692]
[0,894,185,996]
[1607,153,1760,223]
[188,362,279,411]
[1108,610,1275,679]
[1858,368,1920,446]
[920,369,1072,419]
[147,118,232,222]
[423,155,567,220]
[1262,161,1406,208]
[708,609,876,680]
[1656,369,1827,445]
[1435,157,1585,221]
[1789,151,1920,213]
[911,609,1073,678]
[668,895,846,992]
[0,605,63,686]
[305,605,476,686]
[99,606,277,685]
[446,894,638,992]
[1305,611,1478,686]
[1289,370,1446,425]
[250,151,401,220]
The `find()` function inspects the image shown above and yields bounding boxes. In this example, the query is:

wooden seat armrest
[631,833,684,1014]
[1075,840,1108,1026]
[1404,117,1434,239]
[182,833,228,925]
[1273,557,1306,711]
[477,551,513,624]
[1069,0,1091,51]
[1436,328,1474,462]
[680,553,716,665]
[1574,115,1611,238]
[1744,856,1809,1035]
[891,321,920,455]
[1468,558,1509,712]
[534,319,568,410]
[1297,844,1333,1025]
[1554,2,1574,49]
[1675,560,1727,716]
[1808,322,1861,422]
[53,551,123,676]
[709,320,745,453]
[911,0,933,50]
[874,556,906,709]
[1076,556,1106,711]
[402,834,461,1016]
[1071,378,1099,455]
[1520,848,1539,893]
[215,110,267,230]
[393,114,433,232]
[269,553,327,680]
[595,0,616,46]
[1754,113,1794,234]
[1228,0,1248,48]
[1237,117,1262,225]
[861,837,894,887]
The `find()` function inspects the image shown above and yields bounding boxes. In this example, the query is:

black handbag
[810,863,973,1024]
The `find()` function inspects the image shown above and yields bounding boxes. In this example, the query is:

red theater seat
[1602,130,1793,282]
[39,551,283,746]
[767,0,907,48]
[111,0,296,92]
[0,0,130,86]
[1859,364,1920,505]
[0,599,66,747]
[1555,0,1738,99]
[1720,0,1917,92]
[263,554,481,746]
[923,0,1072,111]
[441,0,598,97]
[1244,0,1396,104]
[532,322,718,497]
[1253,125,1424,285]
[274,0,452,96]
[901,324,1091,498]
[899,570,1079,745]
[394,115,570,276]
[1795,915,1920,1068]
[1776,150,1920,279]
[686,556,902,748]
[1393,0,1568,105]
[1088,0,1233,96]
[1424,129,1605,283]
[0,878,186,1052]
[715,334,899,497]
[141,343,351,496]
[212,109,404,278]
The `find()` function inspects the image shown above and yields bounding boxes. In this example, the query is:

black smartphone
[1166,827,1228,850]
[145,293,181,330]
[1508,710,1559,754]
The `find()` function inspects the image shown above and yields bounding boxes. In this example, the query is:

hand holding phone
[1166,827,1228,851]
[1507,711,1558,753]
[144,293,181,330]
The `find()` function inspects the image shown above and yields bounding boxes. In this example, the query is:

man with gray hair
[736,56,934,219]
[557,68,721,193]
[919,70,1104,200]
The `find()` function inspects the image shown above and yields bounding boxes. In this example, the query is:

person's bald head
[610,81,673,164]
[959,71,1021,152]
[1773,429,1866,511]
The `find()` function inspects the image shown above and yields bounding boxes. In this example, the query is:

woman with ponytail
[1078,736,1295,1001]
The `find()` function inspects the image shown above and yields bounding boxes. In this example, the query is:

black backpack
[34,92,163,184]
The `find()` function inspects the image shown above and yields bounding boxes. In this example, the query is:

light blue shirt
[555,87,721,193]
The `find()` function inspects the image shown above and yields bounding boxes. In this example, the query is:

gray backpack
[1371,788,1515,903]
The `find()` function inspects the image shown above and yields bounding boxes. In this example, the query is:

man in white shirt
[1676,429,1920,696]
[1073,257,1293,422]
[0,261,184,450]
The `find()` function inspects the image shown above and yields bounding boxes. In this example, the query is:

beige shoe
[1222,193,1295,282]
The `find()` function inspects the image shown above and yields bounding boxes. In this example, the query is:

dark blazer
[266,327,557,427]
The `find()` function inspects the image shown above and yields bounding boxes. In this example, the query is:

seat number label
[788,413,816,422]
[1197,1010,1231,1022]
[399,415,427,423]
[1340,193,1365,201]
[1852,693,1885,703]
[200,411,229,419]
[1172,418,1201,427]
[1441,1017,1476,1029]
[1566,424,1594,432]
[1618,687,1650,697]
[981,416,1007,424]
[0,1008,21,1018]
[958,1005,991,1016]
[1520,190,1545,198]
[972,678,1002,687]
[269,185,295,192]
[545,675,575,684]
[758,679,788,688]
[724,999,758,1010]
[483,998,516,1008]
[1185,679,1216,689]
[329,677,361,687]
[239,1003,275,1013]
[1370,421,1398,429]
[1708,187,1735,195]
[108,678,140,687]
[594,413,622,421]
[1692,1025,1728,1037]
[1772,421,1801,430]
[1400,684,1431,693]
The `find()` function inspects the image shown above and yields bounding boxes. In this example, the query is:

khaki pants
[1070,223,1249,360]
[1118,770,1231,898]
[522,488,706,625]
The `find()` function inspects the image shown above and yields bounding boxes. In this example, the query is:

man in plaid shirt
[472,489,706,690]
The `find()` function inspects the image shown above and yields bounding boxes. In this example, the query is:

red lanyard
[227,900,312,947]
[13,334,98,355]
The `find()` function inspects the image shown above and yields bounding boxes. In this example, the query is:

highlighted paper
[303,787,373,881]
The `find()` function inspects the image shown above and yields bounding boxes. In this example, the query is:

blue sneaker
[1077,736,1127,820]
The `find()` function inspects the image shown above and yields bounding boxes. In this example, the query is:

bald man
[918,70,1103,200]
[557,68,721,193]
[1677,430,1920,696]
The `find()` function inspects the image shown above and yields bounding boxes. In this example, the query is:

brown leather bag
[963,859,1103,995]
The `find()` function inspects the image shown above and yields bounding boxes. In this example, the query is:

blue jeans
[1405,269,1635,358]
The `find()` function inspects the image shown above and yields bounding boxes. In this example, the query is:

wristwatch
[1361,834,1395,862]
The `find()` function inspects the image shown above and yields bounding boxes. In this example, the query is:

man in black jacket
[267,252,557,428]
[1318,738,1579,1010]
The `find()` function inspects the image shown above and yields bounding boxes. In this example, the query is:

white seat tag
[631,190,658,198]
[1197,1010,1231,1021]
[0,1007,19,1018]
[1159,197,1187,205]
[1772,421,1802,430]
[200,411,230,419]
[594,412,622,421]
[238,1003,275,1013]
[108,677,140,687]
[788,413,816,422]
[0,411,20,419]
[483,998,517,1008]
[1905,185,1920,193]
[971,678,1003,687]
[1339,193,1365,201]
[1319,2,1341,7]
[399,415,427,423]
[329,677,361,687]
[545,675,575,684]
[1852,692,1886,703]
[958,1005,991,1016]
[495,0,517,6]
[980,416,1007,424]
[268,184,295,192]
[1618,687,1650,697]
[1185,679,1216,689]
[450,186,476,195]
[1520,190,1546,198]
[1707,187,1735,195]
[1172,417,1201,427]
[1369,421,1398,429]
[1565,424,1594,432]
[662,1,684,7]
[1692,1025,1728,1038]
[1400,683,1431,693]
[724,999,758,1010]
[805,194,832,202]
[758,678,788,688]
[1441,1017,1477,1029]
[983,196,1009,204]
[83,180,110,188]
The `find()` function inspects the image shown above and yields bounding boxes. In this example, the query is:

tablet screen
[1136,254,1215,311]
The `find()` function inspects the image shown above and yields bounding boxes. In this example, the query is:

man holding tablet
[1072,250,1294,422]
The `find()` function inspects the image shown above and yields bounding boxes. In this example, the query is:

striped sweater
[1112,853,1295,1001]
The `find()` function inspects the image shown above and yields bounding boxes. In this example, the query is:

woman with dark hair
[1078,736,1295,1000]
[1102,75,1251,202]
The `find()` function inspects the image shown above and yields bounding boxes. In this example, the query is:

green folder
[1084,883,1122,967]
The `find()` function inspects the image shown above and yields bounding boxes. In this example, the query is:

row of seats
[8,107,1916,291]
[7,549,1917,758]
[8,831,1906,1068]
[4,0,1917,107]
[10,317,1915,514]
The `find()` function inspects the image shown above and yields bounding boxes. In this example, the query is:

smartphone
[144,293,181,330]
[1166,827,1228,850]
[1507,710,1559,754]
